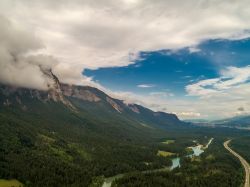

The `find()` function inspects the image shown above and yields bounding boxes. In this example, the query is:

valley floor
[102,138,214,187]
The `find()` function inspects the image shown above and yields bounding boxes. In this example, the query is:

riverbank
[101,137,214,187]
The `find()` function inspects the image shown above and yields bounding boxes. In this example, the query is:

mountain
[0,70,184,131]
[189,115,250,129]
[0,70,186,187]
[212,115,250,129]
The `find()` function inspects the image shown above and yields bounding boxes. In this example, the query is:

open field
[161,140,175,145]
[157,150,176,157]
[0,179,23,187]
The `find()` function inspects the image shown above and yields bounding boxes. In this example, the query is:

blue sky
[84,40,220,95]
[85,38,250,99]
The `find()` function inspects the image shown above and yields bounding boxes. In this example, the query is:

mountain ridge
[0,70,189,186]
[0,70,183,129]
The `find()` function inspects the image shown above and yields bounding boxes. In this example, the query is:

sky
[1,0,250,119]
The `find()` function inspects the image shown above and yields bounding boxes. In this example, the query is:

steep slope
[0,86,167,187]
[0,84,184,132]
[0,79,184,132]
[0,71,188,187]
[60,84,185,130]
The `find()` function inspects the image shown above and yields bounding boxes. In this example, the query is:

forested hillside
[113,138,245,187]
[0,82,248,187]
[0,82,190,186]
[230,136,250,163]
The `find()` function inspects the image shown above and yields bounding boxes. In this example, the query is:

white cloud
[175,112,201,118]
[188,47,201,53]
[216,66,250,89]
[0,15,57,90]
[182,66,250,119]
[186,78,221,97]
[137,84,155,88]
[1,1,250,119]
[149,92,174,97]
[186,66,250,97]
[1,0,250,87]
[102,81,250,120]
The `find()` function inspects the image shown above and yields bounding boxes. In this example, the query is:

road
[224,140,250,187]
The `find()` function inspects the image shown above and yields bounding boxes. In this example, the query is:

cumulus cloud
[1,0,250,81]
[217,66,250,89]
[186,66,250,97]
[186,78,221,97]
[0,15,58,90]
[183,66,250,119]
[1,0,250,118]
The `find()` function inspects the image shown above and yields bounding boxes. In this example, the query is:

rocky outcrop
[128,104,140,114]
[42,68,75,110]
[106,97,123,113]
[60,84,101,102]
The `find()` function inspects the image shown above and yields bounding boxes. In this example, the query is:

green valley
[0,82,249,187]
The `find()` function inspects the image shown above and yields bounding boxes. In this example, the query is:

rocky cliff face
[0,69,108,111]
[106,97,123,113]
[0,71,183,127]
[60,84,101,102]
[0,69,75,110]
[40,68,76,109]
[127,104,140,114]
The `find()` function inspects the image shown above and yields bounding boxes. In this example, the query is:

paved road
[224,140,250,187]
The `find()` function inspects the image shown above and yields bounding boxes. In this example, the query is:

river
[102,138,214,187]
[172,138,214,169]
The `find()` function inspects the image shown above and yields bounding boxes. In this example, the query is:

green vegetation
[1,103,247,187]
[157,150,175,157]
[0,97,175,186]
[0,85,249,186]
[230,136,250,163]
[161,140,175,144]
[185,147,194,154]
[0,179,23,187]
[112,138,245,187]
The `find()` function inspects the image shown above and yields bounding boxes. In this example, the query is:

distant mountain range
[187,116,250,129]
[212,116,250,129]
